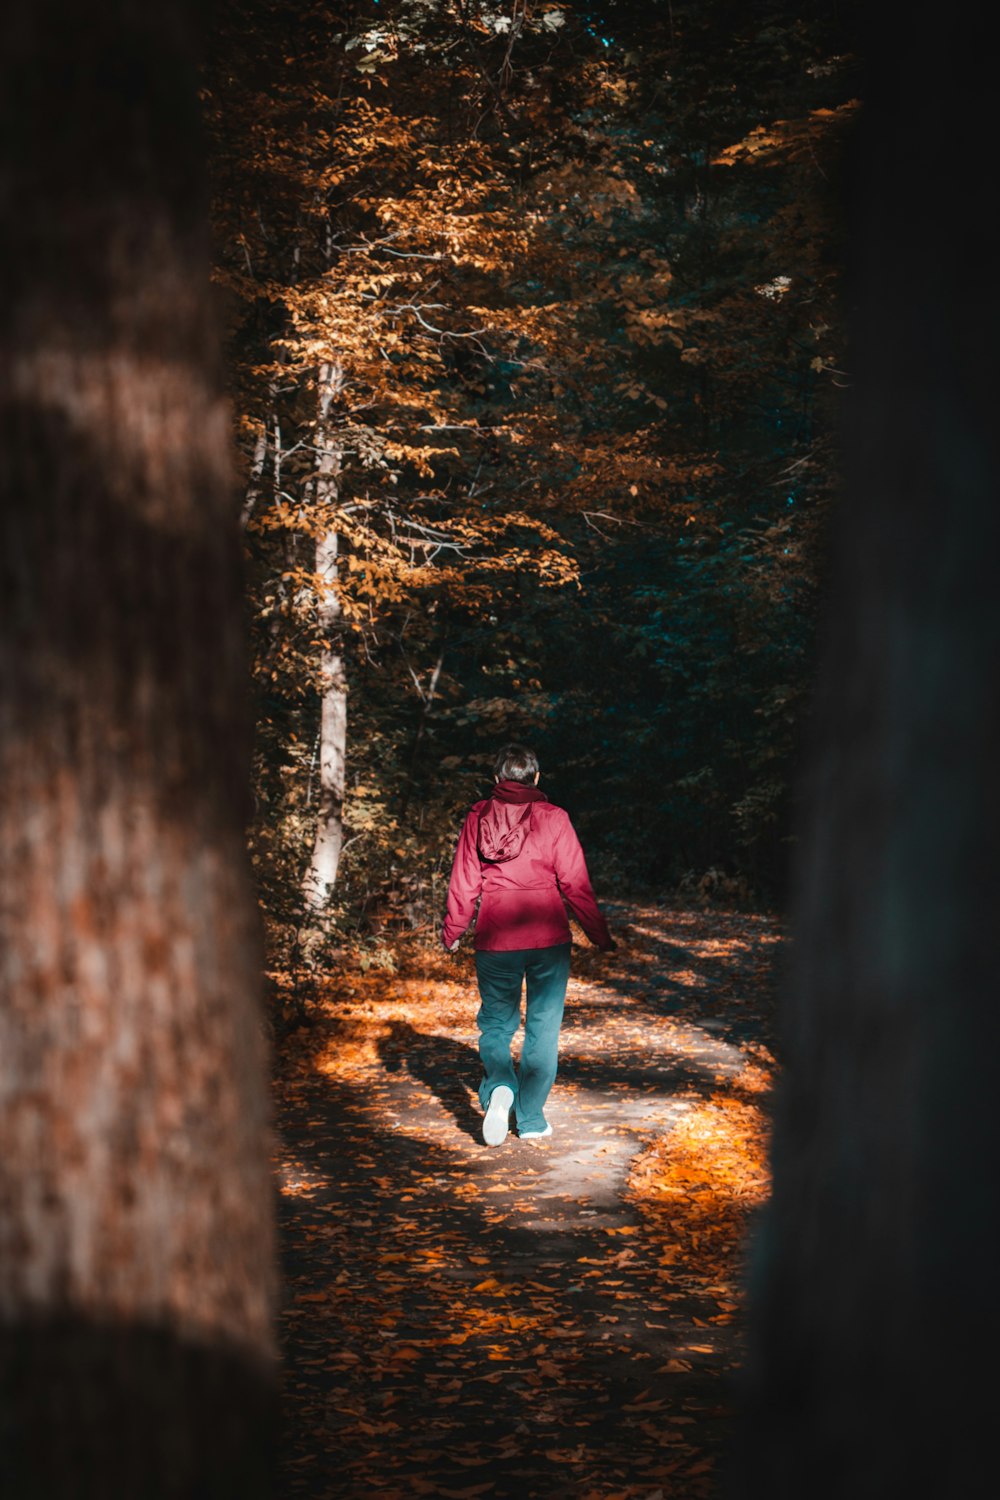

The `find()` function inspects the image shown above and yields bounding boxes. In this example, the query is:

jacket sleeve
[441,808,484,948]
[552,812,614,950]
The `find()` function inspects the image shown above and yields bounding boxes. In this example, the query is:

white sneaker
[482,1085,514,1147]
[519,1123,553,1140]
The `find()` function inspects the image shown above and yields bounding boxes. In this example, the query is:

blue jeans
[474,943,571,1134]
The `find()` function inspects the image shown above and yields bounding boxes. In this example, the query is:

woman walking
[441,744,615,1146]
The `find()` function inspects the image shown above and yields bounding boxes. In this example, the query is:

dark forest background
[203,0,862,966]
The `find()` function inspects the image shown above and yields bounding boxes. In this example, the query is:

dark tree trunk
[738,9,1000,1498]
[0,3,276,1495]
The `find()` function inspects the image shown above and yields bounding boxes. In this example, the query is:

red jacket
[441,780,614,952]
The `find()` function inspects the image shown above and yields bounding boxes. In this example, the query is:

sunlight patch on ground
[628,1058,774,1305]
[276,1157,330,1199]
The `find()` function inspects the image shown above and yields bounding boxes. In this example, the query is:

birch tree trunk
[738,9,1000,1496]
[301,362,348,914]
[0,3,275,1494]
[241,420,270,531]
[241,384,280,533]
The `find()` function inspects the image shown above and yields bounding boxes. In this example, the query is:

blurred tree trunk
[0,3,276,1496]
[738,9,999,1497]
[301,361,347,915]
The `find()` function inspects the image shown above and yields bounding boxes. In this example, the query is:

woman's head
[493,743,540,784]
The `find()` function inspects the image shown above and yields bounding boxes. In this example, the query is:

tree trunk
[241,383,280,533]
[301,362,348,915]
[241,419,270,531]
[0,4,275,1495]
[738,10,1000,1497]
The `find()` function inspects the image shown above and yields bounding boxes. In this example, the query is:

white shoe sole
[483,1085,514,1147]
[519,1124,553,1140]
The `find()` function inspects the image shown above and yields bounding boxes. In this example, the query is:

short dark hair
[493,743,540,784]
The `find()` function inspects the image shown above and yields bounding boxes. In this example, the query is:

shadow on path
[380,1021,483,1142]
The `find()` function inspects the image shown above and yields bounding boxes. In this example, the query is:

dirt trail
[274,905,782,1499]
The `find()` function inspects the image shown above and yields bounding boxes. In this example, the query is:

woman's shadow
[378,1020,485,1143]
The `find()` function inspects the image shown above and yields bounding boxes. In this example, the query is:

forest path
[274,905,782,1499]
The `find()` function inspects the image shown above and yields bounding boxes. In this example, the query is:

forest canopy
[203,0,860,965]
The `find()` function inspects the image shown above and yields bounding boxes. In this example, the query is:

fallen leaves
[626,1062,774,1320]
[273,903,781,1497]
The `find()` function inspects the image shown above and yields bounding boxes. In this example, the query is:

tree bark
[241,419,270,531]
[0,3,276,1495]
[301,362,348,915]
[738,10,1000,1497]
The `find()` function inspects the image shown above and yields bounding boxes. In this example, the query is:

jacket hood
[477,781,546,862]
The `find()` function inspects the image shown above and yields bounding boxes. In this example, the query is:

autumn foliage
[203,0,860,963]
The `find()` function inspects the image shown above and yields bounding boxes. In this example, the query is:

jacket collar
[491,779,547,804]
